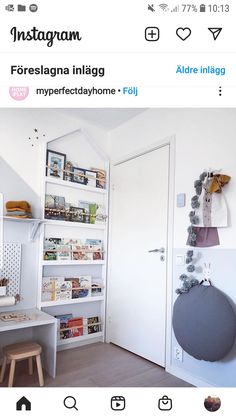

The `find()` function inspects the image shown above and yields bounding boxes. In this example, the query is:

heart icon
[176,27,191,41]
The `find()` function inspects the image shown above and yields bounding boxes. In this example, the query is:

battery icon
[200,4,206,12]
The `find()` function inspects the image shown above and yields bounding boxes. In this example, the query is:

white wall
[108,108,236,387]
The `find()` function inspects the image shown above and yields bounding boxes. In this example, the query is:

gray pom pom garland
[187,264,195,273]
[176,251,200,294]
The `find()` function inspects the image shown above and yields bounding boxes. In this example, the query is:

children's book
[79,201,92,224]
[42,277,53,302]
[84,316,101,334]
[85,239,103,260]
[78,276,91,298]
[44,237,62,250]
[55,313,73,330]
[43,251,57,261]
[91,280,103,296]
[57,245,71,261]
[95,204,106,224]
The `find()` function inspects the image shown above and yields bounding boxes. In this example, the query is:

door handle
[148,247,165,253]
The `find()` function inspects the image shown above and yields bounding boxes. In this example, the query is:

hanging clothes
[208,174,231,193]
[186,227,220,247]
[194,175,230,228]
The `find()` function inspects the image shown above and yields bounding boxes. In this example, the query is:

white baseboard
[57,336,103,352]
[166,365,216,388]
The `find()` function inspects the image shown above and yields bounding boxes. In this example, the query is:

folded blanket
[6,212,32,217]
[6,201,32,213]
[6,214,32,219]
[6,210,30,215]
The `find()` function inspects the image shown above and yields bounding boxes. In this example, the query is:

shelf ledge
[41,296,104,307]
[44,219,106,230]
[42,260,105,266]
[57,331,103,346]
[45,176,107,195]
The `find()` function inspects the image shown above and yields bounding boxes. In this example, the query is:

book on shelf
[95,204,106,224]
[45,195,66,220]
[57,245,71,261]
[91,167,106,189]
[42,277,72,302]
[78,201,91,224]
[85,239,103,260]
[44,237,62,250]
[42,277,54,302]
[63,238,81,246]
[79,276,91,298]
[55,313,73,339]
[68,317,84,337]
[83,316,101,335]
[91,280,103,296]
[43,251,57,261]
[72,245,92,261]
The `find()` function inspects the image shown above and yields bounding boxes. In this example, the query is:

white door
[108,145,169,366]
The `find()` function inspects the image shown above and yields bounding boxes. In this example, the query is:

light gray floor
[0,342,192,387]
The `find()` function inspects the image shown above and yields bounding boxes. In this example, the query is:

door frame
[106,135,175,372]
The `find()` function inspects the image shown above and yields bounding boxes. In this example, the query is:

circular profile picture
[204,396,221,412]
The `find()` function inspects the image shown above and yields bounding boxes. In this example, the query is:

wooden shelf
[45,176,107,195]
[41,296,104,307]
[42,260,105,266]
[44,219,106,230]
[57,331,103,347]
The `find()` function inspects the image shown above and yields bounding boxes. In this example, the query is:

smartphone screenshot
[0,0,235,417]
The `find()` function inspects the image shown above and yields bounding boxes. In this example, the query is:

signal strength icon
[159,3,169,11]
[171,5,179,12]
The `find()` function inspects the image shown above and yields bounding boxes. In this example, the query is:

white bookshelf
[37,129,109,350]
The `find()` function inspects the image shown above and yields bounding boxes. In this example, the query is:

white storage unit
[37,129,109,351]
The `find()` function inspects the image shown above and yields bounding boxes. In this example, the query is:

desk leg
[33,321,57,378]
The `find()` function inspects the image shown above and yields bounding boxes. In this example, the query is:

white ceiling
[59,108,146,131]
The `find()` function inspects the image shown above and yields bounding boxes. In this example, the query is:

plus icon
[145,27,160,41]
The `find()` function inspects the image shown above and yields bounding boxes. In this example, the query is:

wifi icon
[159,3,169,10]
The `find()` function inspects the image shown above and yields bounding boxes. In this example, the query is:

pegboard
[0,243,22,296]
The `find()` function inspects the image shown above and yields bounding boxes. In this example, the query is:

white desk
[0,308,57,378]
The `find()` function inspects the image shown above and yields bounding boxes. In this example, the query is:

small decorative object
[70,206,85,223]
[201,262,212,286]
[46,149,66,179]
[72,167,87,185]
[0,278,8,296]
[85,170,97,188]
[91,168,106,189]
[89,203,97,224]
[64,161,73,182]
